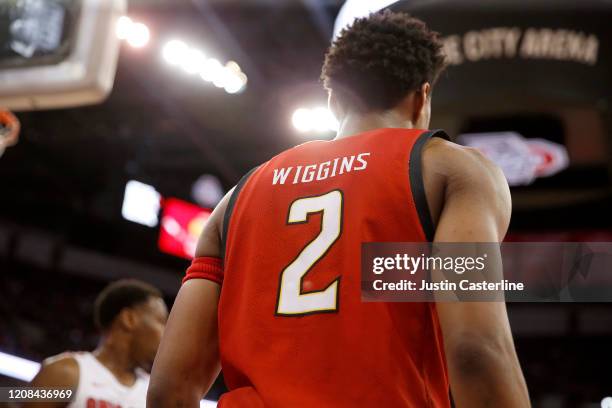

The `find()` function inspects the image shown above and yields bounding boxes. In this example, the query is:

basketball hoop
[0,109,20,157]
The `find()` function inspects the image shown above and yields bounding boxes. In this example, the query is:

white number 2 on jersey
[276,190,343,316]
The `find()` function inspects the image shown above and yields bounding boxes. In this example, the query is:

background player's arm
[425,141,530,407]
[21,355,78,408]
[147,190,232,408]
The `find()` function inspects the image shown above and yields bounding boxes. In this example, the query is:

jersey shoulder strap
[409,129,449,241]
[221,166,259,259]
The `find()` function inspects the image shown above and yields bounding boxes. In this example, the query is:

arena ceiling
[0,0,343,269]
[1,0,610,271]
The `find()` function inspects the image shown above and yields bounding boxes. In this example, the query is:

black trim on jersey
[221,167,258,260]
[409,129,450,242]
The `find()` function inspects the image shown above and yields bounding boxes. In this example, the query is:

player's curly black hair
[94,279,162,331]
[321,10,447,113]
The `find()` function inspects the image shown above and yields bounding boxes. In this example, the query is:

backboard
[0,0,126,111]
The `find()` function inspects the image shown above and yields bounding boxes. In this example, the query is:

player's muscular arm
[21,355,78,408]
[147,189,232,408]
[424,140,530,408]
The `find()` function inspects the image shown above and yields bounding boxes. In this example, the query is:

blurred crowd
[1,261,100,361]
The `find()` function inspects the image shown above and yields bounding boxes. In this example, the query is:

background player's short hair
[321,10,447,113]
[94,279,162,331]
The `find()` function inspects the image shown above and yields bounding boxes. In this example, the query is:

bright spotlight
[127,22,150,48]
[162,40,189,65]
[116,16,133,40]
[224,74,245,94]
[312,107,338,132]
[292,107,338,133]
[160,40,246,95]
[200,58,223,82]
[324,108,339,131]
[212,65,237,89]
[212,73,227,88]
[181,48,207,75]
[292,108,312,132]
[225,61,242,73]
[224,82,245,94]
[116,16,151,48]
[237,72,248,86]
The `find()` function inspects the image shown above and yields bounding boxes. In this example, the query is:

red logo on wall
[158,198,212,259]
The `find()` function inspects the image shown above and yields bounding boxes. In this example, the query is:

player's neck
[334,110,416,140]
[93,337,138,386]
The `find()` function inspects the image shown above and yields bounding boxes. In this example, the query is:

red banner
[158,198,212,259]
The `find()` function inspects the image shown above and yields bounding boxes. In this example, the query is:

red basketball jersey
[218,128,450,407]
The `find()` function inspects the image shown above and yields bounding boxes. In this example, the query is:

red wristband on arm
[183,257,224,285]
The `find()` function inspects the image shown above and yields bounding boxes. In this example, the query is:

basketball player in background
[149,11,530,407]
[24,279,167,408]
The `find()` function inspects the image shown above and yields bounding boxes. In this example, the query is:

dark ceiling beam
[189,0,265,87]
[124,66,242,184]
[129,0,344,5]
[299,0,335,42]
[0,223,181,296]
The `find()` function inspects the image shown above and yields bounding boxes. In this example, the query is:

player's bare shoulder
[421,136,511,230]
[423,137,502,178]
[423,137,508,192]
[33,352,79,387]
[22,353,79,408]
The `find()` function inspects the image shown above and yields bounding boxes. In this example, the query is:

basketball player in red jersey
[149,10,530,408]
[24,279,167,408]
